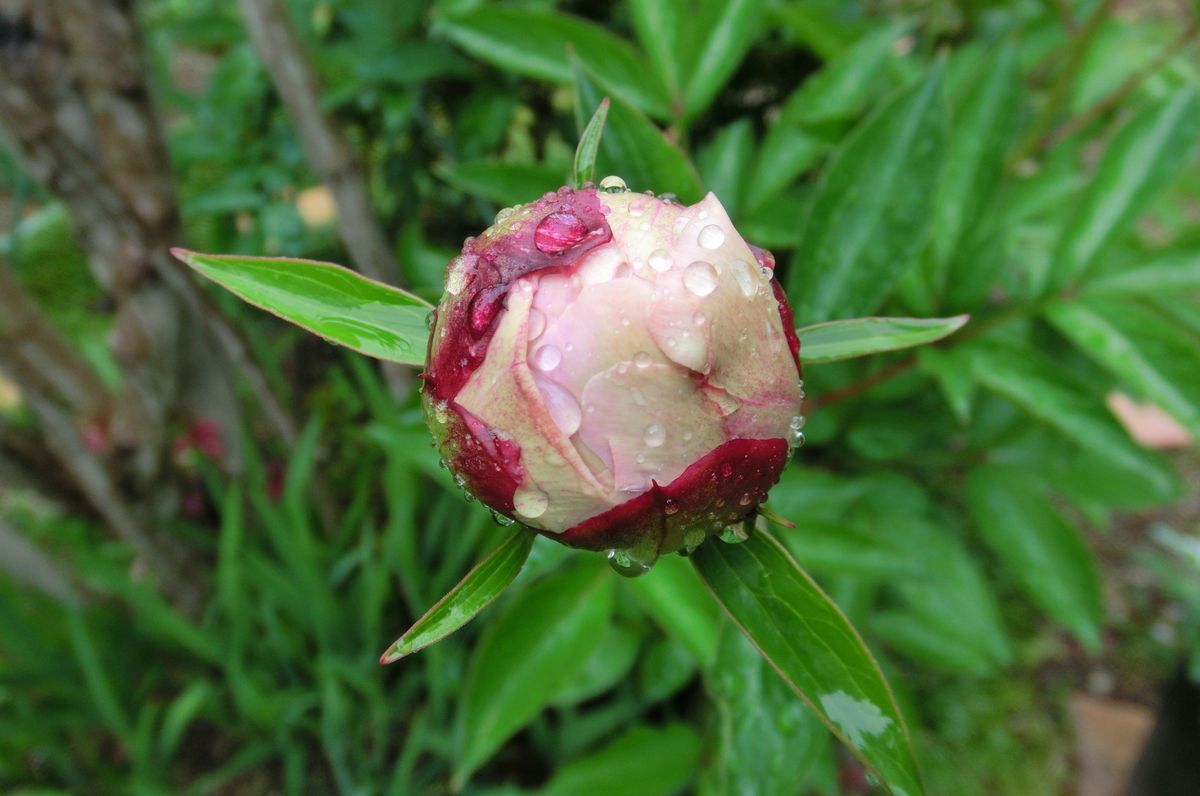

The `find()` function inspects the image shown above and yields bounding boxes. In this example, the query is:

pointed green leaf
[1046,297,1200,436]
[679,0,764,119]
[455,560,613,787]
[627,0,684,105]
[968,341,1178,497]
[1050,88,1200,292]
[625,552,722,668]
[798,315,968,364]
[538,724,701,796]
[436,160,565,207]
[573,60,703,203]
[380,528,536,663]
[966,465,1102,648]
[692,530,924,796]
[436,6,670,119]
[696,118,755,217]
[930,40,1020,284]
[706,624,833,795]
[573,98,610,188]
[1083,248,1200,296]
[172,249,432,365]
[789,65,947,322]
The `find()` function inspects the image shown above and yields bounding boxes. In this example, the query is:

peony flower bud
[423,177,804,573]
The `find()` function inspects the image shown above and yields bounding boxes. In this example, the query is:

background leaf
[967,465,1103,648]
[537,724,701,796]
[1049,87,1200,292]
[381,528,536,663]
[789,65,947,321]
[455,560,613,786]
[573,61,703,202]
[693,531,924,796]
[173,249,432,365]
[798,315,968,364]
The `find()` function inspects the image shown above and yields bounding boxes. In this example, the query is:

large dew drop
[648,249,672,272]
[599,175,627,193]
[683,261,719,296]
[532,344,562,371]
[513,485,549,519]
[698,224,725,250]
[643,422,666,448]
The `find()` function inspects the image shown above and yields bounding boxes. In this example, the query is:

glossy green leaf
[1083,248,1200,296]
[380,528,536,663]
[746,25,899,209]
[696,117,755,217]
[917,347,975,424]
[551,622,640,707]
[968,342,1178,497]
[771,1,870,59]
[455,560,613,787]
[573,61,704,203]
[797,315,967,364]
[627,0,684,106]
[692,530,924,796]
[172,249,432,366]
[779,24,902,127]
[537,724,701,796]
[1046,297,1200,436]
[871,518,1010,676]
[790,64,946,322]
[573,98,610,188]
[436,6,670,119]
[625,552,721,669]
[967,465,1102,648]
[930,40,1019,283]
[679,0,763,119]
[1050,88,1200,292]
[706,624,833,795]
[436,161,565,207]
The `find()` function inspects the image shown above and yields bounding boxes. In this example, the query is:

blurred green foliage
[3,0,1200,793]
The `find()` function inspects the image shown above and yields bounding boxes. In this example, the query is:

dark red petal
[441,403,524,515]
[424,187,612,402]
[771,277,802,374]
[557,437,790,553]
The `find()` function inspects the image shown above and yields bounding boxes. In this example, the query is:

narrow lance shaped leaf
[1046,297,1200,436]
[692,530,924,796]
[436,6,670,119]
[573,97,610,187]
[573,58,704,203]
[380,527,537,663]
[172,249,433,366]
[679,0,764,119]
[790,63,947,322]
[967,341,1179,499]
[966,466,1102,648]
[1049,87,1200,293]
[797,315,968,364]
[455,560,614,788]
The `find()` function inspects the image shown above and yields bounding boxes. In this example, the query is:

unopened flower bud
[423,179,803,571]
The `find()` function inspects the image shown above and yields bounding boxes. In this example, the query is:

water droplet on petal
[527,308,546,341]
[513,485,549,519]
[693,312,707,326]
[628,200,645,217]
[446,255,474,295]
[698,224,725,249]
[664,499,679,515]
[730,259,756,297]
[648,249,672,271]
[534,212,588,254]
[535,377,582,435]
[643,423,666,448]
[599,175,627,193]
[683,261,719,296]
[532,344,562,371]
[634,351,653,368]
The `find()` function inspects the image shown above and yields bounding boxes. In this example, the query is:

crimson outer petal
[557,438,791,553]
